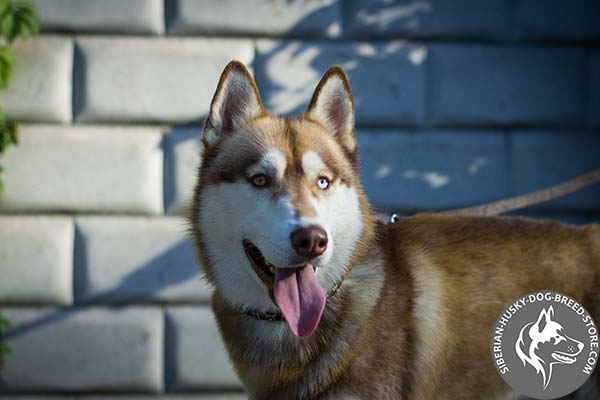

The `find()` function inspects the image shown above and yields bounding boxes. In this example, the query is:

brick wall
[0,1,599,398]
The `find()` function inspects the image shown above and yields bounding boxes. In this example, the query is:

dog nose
[291,226,328,259]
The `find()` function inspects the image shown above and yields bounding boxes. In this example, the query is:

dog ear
[535,308,550,333]
[306,65,356,153]
[202,60,264,147]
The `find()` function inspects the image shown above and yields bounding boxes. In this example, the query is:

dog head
[516,306,584,389]
[190,61,375,337]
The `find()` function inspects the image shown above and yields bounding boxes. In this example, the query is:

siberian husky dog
[190,61,600,399]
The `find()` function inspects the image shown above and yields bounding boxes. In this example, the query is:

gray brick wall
[0,1,598,398]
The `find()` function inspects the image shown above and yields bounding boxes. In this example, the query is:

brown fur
[189,61,600,399]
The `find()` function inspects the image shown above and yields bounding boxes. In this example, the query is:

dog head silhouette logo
[515,306,584,390]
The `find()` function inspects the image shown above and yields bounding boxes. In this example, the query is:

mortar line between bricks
[41,121,595,132]
[0,207,596,220]
[506,130,516,196]
[71,40,83,123]
[583,48,591,129]
[163,304,172,392]
[1,303,213,309]
[67,35,75,124]
[424,39,433,125]
[13,117,595,133]
[69,217,76,305]
[48,32,600,48]
[338,0,345,39]
[161,131,169,214]
[158,0,166,35]
[161,305,168,393]
[164,32,600,47]
[72,221,83,305]
[504,130,514,198]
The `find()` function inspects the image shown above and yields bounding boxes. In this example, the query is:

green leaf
[0,45,14,88]
[1,12,17,43]
[0,312,10,366]
[0,344,11,357]
[0,0,40,44]
[0,119,17,153]
[7,120,16,144]
[0,1,9,15]
[15,0,35,11]
[0,315,9,329]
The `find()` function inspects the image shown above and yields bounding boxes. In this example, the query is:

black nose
[291,226,328,259]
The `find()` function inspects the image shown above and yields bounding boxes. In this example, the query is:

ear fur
[202,60,264,147]
[306,65,356,153]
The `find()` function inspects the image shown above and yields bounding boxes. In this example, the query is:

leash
[381,169,600,222]
[446,169,600,216]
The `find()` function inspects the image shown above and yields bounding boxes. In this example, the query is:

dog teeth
[554,353,575,362]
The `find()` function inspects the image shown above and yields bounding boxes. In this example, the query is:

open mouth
[242,240,317,287]
[552,351,578,364]
[243,240,275,287]
[242,239,326,337]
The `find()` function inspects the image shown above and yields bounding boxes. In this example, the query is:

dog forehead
[290,118,354,178]
[302,150,327,177]
[251,148,287,180]
[202,115,354,184]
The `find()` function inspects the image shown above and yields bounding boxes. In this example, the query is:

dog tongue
[273,264,325,337]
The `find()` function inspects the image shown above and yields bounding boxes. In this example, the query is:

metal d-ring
[389,213,400,223]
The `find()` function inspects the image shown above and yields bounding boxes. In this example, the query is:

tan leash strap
[445,169,600,216]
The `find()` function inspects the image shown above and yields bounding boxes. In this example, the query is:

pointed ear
[536,308,549,333]
[306,65,356,153]
[202,60,264,147]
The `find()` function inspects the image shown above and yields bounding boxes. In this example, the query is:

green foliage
[0,107,17,192]
[0,45,14,89]
[0,312,9,368]
[0,108,17,152]
[0,0,39,370]
[0,0,38,193]
[0,0,40,44]
[0,0,40,87]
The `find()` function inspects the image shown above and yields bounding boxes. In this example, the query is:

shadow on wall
[253,1,433,125]
[255,39,428,126]
[8,1,596,345]
[247,1,514,211]
[3,1,438,343]
[5,230,203,340]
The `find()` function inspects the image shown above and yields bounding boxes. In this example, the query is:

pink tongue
[273,264,326,337]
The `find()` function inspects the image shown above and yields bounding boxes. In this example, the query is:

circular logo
[490,291,598,399]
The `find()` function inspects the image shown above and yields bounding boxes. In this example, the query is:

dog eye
[317,176,330,190]
[250,174,269,188]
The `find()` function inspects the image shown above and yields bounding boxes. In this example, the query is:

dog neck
[211,245,385,399]
[231,275,346,323]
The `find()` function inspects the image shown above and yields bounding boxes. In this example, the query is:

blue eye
[317,176,330,190]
